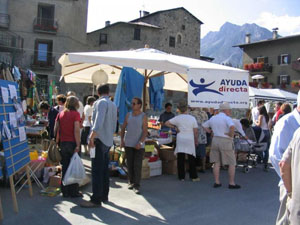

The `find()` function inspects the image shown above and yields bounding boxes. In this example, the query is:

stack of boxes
[158,145,177,175]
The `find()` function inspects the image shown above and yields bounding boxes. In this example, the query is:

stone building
[0,0,88,98]
[235,30,300,91]
[87,7,203,59]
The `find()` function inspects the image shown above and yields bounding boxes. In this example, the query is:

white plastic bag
[62,153,86,186]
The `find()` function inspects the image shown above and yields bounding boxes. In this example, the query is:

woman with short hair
[55,96,82,198]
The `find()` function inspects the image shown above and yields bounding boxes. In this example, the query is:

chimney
[272,28,278,39]
[142,11,150,17]
[0,0,9,29]
[245,33,251,44]
[105,21,110,27]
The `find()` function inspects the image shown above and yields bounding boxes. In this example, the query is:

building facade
[87,7,203,59]
[0,0,88,98]
[236,31,300,91]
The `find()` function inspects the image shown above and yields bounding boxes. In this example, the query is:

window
[254,57,268,63]
[37,4,55,27]
[278,54,291,65]
[99,33,107,44]
[277,75,290,85]
[169,36,175,47]
[134,28,141,40]
[34,39,53,66]
[177,34,182,44]
[181,25,185,30]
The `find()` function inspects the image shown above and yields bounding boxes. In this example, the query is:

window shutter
[278,56,281,65]
[288,54,291,64]
[264,57,268,63]
[253,58,257,63]
[287,75,291,85]
[277,76,280,85]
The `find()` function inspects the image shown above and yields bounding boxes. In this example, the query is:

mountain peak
[201,22,273,67]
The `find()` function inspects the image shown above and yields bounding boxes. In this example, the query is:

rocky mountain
[201,22,273,67]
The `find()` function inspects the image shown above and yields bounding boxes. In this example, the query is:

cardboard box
[141,166,150,179]
[149,160,162,177]
[158,147,176,161]
[162,160,177,175]
[49,175,61,188]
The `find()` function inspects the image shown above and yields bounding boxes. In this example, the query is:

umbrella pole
[143,70,148,112]
[92,84,95,96]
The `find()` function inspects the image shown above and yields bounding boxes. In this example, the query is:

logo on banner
[189,78,223,96]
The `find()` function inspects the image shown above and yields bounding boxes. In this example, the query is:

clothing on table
[202,112,235,139]
[91,96,118,147]
[125,147,145,188]
[60,141,80,197]
[56,110,81,142]
[83,105,93,127]
[168,114,198,157]
[281,127,300,225]
[159,111,175,131]
[124,112,145,148]
[47,107,59,139]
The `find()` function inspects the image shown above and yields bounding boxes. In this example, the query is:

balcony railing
[244,63,272,73]
[31,55,56,70]
[33,17,58,34]
[0,30,23,51]
[292,60,300,72]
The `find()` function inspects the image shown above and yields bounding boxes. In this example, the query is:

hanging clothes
[114,67,144,124]
[149,75,165,111]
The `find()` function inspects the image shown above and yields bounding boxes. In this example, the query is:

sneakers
[213,183,222,188]
[228,184,241,189]
[192,178,200,182]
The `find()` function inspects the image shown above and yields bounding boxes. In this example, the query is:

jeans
[177,153,198,180]
[125,147,145,188]
[91,139,110,204]
[60,142,79,197]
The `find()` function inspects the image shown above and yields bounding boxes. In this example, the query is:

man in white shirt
[269,91,300,225]
[203,102,241,189]
[251,100,264,123]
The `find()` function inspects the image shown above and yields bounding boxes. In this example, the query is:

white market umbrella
[251,74,264,80]
[58,48,248,109]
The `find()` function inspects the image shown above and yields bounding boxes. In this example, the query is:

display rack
[0,79,33,213]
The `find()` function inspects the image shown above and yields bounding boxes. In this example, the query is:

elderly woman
[55,96,82,198]
[165,101,199,181]
[121,97,148,194]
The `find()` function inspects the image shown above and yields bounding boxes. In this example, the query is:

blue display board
[0,80,30,177]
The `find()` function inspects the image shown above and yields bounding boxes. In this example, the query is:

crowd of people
[35,85,300,223]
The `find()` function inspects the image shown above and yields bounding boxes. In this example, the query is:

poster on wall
[187,68,249,109]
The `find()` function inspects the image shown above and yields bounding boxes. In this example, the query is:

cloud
[255,12,300,36]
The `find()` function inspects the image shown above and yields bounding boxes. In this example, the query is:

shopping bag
[62,153,86,186]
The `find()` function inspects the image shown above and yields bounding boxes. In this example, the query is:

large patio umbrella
[59,48,247,110]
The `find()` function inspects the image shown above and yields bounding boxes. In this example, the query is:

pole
[143,70,147,112]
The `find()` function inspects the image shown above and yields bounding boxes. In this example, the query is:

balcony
[33,17,58,34]
[292,60,300,72]
[0,30,23,52]
[31,55,56,70]
[244,63,272,73]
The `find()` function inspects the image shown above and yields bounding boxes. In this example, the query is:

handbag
[46,139,61,164]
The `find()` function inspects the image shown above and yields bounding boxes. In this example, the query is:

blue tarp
[114,67,144,124]
[149,76,164,111]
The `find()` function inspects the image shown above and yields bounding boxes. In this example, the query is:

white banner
[188,68,249,108]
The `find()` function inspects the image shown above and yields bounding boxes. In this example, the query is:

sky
[87,0,300,38]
